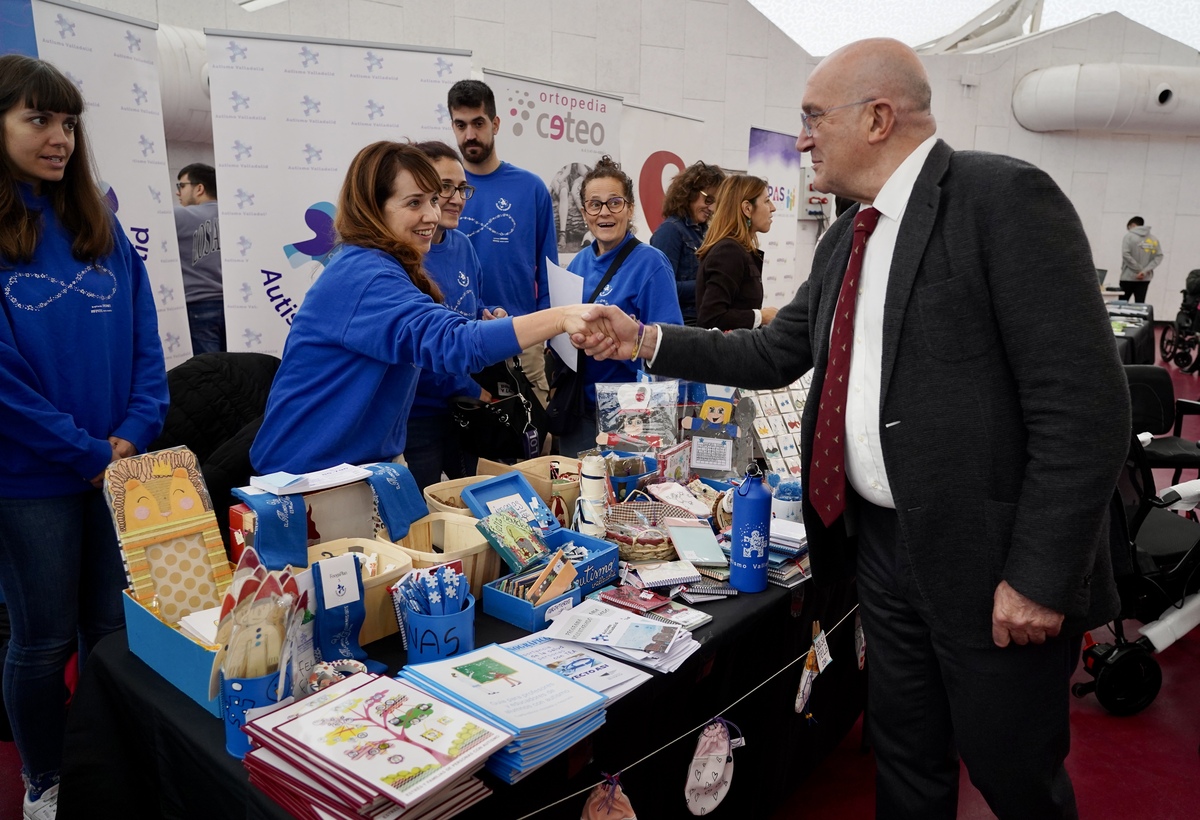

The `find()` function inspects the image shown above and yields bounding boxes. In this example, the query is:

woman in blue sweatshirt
[251,142,600,477]
[0,55,169,817]
[403,140,500,492]
[557,156,684,457]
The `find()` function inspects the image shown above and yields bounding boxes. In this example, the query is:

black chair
[1125,364,1200,485]
[149,352,280,550]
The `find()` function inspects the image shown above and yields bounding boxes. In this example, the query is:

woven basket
[604,490,694,562]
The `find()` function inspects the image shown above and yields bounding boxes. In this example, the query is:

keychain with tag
[794,620,823,719]
[854,611,866,670]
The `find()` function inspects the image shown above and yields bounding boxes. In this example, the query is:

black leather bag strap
[586,237,641,304]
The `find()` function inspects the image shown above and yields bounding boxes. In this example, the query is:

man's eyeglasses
[583,197,628,215]
[439,182,475,201]
[800,98,877,136]
[698,191,715,206]
[175,181,194,192]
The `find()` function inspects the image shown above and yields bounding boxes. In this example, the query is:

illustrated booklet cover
[104,446,232,624]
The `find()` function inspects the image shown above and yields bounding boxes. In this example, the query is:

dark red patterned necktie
[809,207,881,527]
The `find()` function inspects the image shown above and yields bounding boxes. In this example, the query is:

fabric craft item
[363,462,427,539]
[576,453,609,537]
[581,774,636,820]
[309,554,385,674]
[808,207,881,527]
[685,719,742,815]
[232,486,307,570]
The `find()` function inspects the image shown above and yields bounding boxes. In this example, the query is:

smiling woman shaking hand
[553,156,683,457]
[250,141,599,476]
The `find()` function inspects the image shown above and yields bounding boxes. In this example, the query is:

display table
[1108,301,1155,364]
[57,579,864,820]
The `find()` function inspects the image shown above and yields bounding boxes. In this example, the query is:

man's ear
[193,183,206,199]
[491,115,501,133]
[866,99,898,145]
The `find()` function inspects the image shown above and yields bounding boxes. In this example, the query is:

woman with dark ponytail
[0,54,168,819]
[251,141,599,474]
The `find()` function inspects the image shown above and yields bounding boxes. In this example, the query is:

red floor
[3,328,1200,820]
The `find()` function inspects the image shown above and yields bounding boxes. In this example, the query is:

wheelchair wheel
[1174,347,1195,370]
[1094,647,1162,716]
[1160,323,1178,361]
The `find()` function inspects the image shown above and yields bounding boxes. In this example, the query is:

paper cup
[403,594,476,664]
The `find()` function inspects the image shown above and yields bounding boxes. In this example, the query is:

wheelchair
[1159,273,1200,370]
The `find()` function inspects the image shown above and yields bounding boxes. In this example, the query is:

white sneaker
[22,784,58,820]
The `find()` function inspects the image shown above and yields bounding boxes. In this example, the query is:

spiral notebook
[628,558,702,588]
[664,518,727,567]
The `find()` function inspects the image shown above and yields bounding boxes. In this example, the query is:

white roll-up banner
[481,69,622,260]
[618,103,707,243]
[205,31,469,356]
[29,0,192,367]
[748,127,802,310]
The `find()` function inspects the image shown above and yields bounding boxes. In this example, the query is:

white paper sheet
[546,258,584,371]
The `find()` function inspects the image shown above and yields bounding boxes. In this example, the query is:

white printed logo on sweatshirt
[4,265,116,314]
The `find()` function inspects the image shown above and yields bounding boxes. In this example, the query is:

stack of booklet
[398,645,608,785]
[768,519,812,589]
[501,634,652,703]
[242,673,509,820]
[542,599,701,673]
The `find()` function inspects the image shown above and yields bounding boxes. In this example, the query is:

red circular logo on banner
[638,150,685,233]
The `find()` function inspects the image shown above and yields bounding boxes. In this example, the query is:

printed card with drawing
[778,436,799,459]
[768,415,789,437]
[691,437,733,472]
[758,394,779,416]
[754,417,774,438]
[272,677,510,807]
[760,436,780,459]
[398,645,606,735]
[484,494,536,522]
[775,394,795,413]
[785,457,804,476]
[782,412,802,434]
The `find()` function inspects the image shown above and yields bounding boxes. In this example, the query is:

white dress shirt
[843,135,938,508]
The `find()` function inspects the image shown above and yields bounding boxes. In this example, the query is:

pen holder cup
[403,594,476,665]
[222,669,287,759]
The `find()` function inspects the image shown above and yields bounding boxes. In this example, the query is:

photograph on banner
[748,127,802,310]
[482,70,622,260]
[30,0,192,366]
[207,32,467,356]
[618,103,707,243]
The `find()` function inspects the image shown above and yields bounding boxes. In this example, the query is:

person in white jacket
[1120,216,1163,303]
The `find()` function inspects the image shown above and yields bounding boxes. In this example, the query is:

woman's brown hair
[696,174,768,260]
[0,54,113,264]
[661,160,725,221]
[335,141,443,302]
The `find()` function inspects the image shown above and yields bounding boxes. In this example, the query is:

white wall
[931,13,1200,316]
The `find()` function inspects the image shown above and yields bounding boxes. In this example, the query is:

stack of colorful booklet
[242,673,509,820]
[543,599,701,673]
[501,634,652,703]
[398,645,608,785]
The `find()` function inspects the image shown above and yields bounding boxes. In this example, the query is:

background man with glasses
[448,79,558,405]
[578,38,1128,819]
[173,162,224,354]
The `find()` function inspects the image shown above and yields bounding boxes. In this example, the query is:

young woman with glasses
[555,156,683,457]
[650,160,725,325]
[402,141,496,492]
[251,141,601,476]
[0,54,169,819]
[694,174,777,330]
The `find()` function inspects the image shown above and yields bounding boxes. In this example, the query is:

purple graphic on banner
[283,201,337,268]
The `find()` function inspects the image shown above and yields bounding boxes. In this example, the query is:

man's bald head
[798,38,936,202]
[818,38,933,128]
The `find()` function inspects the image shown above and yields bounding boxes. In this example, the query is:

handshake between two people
[557,303,653,362]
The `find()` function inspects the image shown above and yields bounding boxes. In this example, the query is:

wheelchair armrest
[1171,399,1200,436]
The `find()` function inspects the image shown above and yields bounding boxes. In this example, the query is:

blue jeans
[187,298,227,355]
[404,414,477,493]
[0,491,127,792]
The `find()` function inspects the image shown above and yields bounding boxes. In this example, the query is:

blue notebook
[665,518,728,567]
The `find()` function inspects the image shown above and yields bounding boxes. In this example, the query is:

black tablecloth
[57,579,863,820]
[1108,302,1155,365]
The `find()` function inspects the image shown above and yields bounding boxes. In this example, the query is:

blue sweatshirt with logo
[460,162,558,315]
[409,228,486,418]
[0,184,168,497]
[566,233,683,400]
[251,244,523,474]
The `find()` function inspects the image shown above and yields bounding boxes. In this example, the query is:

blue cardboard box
[123,591,222,718]
[481,575,582,632]
[462,473,618,596]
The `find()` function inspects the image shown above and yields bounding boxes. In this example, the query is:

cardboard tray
[390,513,501,599]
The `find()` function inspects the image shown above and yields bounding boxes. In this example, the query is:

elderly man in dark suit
[576,38,1129,820]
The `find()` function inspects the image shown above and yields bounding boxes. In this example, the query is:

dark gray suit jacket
[650,140,1130,647]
